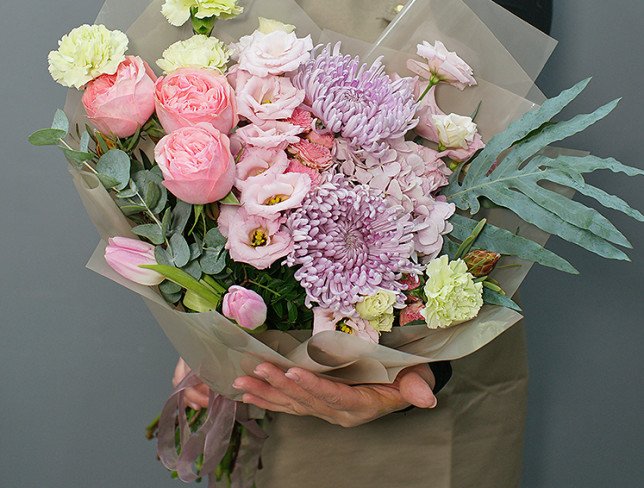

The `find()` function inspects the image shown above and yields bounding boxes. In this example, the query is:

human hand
[232,362,438,428]
[173,358,210,410]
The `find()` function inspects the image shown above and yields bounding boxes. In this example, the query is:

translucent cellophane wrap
[66,0,562,398]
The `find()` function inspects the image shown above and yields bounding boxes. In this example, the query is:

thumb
[398,366,437,409]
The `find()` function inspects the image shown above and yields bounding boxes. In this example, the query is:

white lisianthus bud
[356,290,397,321]
[157,35,230,73]
[432,113,478,149]
[258,17,296,34]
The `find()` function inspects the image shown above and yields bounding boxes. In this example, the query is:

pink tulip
[155,68,238,135]
[82,56,156,138]
[104,237,164,286]
[222,286,267,330]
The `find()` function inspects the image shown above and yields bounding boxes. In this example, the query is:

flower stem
[417,76,440,103]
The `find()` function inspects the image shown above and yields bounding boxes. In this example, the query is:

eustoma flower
[222,286,267,330]
[241,172,311,217]
[155,68,238,134]
[104,237,164,286]
[235,72,305,124]
[312,308,379,344]
[235,147,290,186]
[82,56,156,138]
[407,40,477,90]
[48,24,128,89]
[218,206,292,269]
[154,123,235,204]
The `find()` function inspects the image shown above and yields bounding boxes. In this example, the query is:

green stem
[417,76,440,103]
[247,280,282,297]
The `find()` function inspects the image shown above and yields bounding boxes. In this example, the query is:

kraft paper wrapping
[64,1,565,485]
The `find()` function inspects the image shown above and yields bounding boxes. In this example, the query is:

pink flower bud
[104,237,164,286]
[463,249,501,277]
[400,301,426,326]
[222,286,267,330]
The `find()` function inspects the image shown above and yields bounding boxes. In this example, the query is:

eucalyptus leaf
[189,243,203,261]
[51,109,69,134]
[159,281,182,295]
[132,223,165,245]
[117,203,147,216]
[200,249,227,275]
[96,149,131,191]
[171,201,193,235]
[97,173,120,190]
[144,181,161,210]
[155,246,173,267]
[483,288,522,312]
[161,208,172,238]
[182,260,202,280]
[28,128,67,146]
[79,130,91,153]
[204,227,226,249]
[63,149,94,165]
[170,234,191,268]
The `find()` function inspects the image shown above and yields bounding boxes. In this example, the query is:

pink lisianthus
[241,172,311,217]
[235,71,305,124]
[413,84,445,143]
[438,131,485,162]
[234,121,302,150]
[222,285,267,330]
[235,147,289,186]
[104,237,164,286]
[154,123,235,204]
[218,206,292,269]
[312,308,379,344]
[155,68,238,134]
[407,41,476,90]
[232,29,313,77]
[400,301,426,326]
[82,56,156,138]
[285,159,321,187]
[287,139,333,170]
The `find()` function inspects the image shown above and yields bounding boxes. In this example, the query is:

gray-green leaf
[96,149,131,191]
[169,234,190,268]
[28,128,67,146]
[51,109,69,134]
[132,223,165,245]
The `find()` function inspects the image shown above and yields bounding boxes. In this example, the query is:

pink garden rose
[235,147,289,187]
[407,41,476,90]
[82,56,156,138]
[104,236,164,286]
[232,30,313,77]
[155,68,238,134]
[154,123,235,204]
[234,121,302,150]
[288,139,333,170]
[240,172,311,217]
[312,308,379,344]
[218,206,292,269]
[235,71,305,124]
[222,285,267,330]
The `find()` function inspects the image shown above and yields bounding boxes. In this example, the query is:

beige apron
[255,2,528,487]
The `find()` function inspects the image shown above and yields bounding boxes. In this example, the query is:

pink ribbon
[157,372,266,488]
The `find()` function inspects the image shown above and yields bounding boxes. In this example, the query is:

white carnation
[161,0,194,27]
[258,17,296,34]
[194,0,244,20]
[157,35,230,73]
[48,24,128,89]
[432,113,478,149]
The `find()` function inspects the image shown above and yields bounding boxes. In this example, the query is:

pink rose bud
[104,237,164,286]
[222,286,267,330]
[82,56,157,138]
[463,249,501,277]
[155,68,238,135]
[154,123,236,204]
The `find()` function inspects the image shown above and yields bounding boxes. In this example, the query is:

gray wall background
[0,1,641,487]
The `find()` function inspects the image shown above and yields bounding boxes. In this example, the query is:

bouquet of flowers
[31,0,642,485]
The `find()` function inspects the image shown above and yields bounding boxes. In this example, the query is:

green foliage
[132,223,165,245]
[443,78,643,266]
[96,149,131,190]
[200,228,227,274]
[142,264,222,307]
[482,288,522,312]
[28,128,67,146]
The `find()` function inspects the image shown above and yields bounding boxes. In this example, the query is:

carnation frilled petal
[161,0,194,26]
[48,24,128,88]
[157,35,230,73]
[194,0,244,19]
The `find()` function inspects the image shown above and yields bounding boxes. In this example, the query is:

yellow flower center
[264,194,288,205]
[250,228,268,247]
[336,323,354,335]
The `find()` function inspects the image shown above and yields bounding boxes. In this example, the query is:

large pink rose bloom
[155,68,238,134]
[82,56,156,138]
[218,206,292,269]
[154,123,235,204]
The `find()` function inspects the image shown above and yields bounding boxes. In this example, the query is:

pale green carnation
[258,17,296,34]
[48,24,128,89]
[369,313,395,333]
[356,290,397,321]
[421,255,483,329]
[162,0,243,26]
[157,35,230,73]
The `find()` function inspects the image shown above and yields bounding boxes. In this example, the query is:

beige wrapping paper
[63,0,565,486]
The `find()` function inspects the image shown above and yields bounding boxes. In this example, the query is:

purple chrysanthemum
[293,43,418,158]
[286,174,418,315]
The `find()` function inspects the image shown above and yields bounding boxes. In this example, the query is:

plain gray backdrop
[1,1,642,487]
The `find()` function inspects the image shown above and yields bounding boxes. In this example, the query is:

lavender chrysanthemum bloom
[293,43,418,158]
[286,174,418,315]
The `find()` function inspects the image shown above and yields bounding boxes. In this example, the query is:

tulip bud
[222,286,267,330]
[463,249,501,277]
[104,236,165,286]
